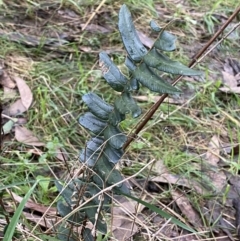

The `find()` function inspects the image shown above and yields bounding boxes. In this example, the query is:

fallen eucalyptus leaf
[14,76,33,109]
[15,126,45,146]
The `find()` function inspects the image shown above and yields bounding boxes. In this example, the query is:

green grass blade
[121,192,197,234]
[3,180,39,241]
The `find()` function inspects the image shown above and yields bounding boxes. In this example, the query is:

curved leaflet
[133,63,180,94]
[104,124,127,149]
[82,93,113,120]
[79,112,106,135]
[99,52,128,92]
[150,20,176,51]
[103,143,124,164]
[108,109,125,126]
[114,91,141,118]
[79,137,104,166]
[118,4,147,62]
[144,48,202,76]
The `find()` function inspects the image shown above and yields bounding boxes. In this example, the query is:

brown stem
[123,6,240,150]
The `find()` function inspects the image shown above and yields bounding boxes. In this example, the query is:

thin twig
[81,0,107,31]
[123,6,240,150]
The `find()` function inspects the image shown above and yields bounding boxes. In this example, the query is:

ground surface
[0,0,240,240]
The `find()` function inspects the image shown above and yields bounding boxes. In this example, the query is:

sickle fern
[55,4,201,240]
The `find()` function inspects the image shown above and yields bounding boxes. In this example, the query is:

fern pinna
[55,4,201,240]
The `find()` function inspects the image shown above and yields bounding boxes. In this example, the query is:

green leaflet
[125,56,136,71]
[85,202,107,234]
[118,4,147,62]
[144,48,202,76]
[104,124,127,149]
[108,109,126,126]
[99,52,128,92]
[133,63,180,94]
[57,201,84,226]
[128,77,139,91]
[93,155,130,195]
[57,225,79,241]
[79,137,103,166]
[125,57,140,90]
[103,143,124,164]
[82,93,113,120]
[82,228,94,241]
[150,20,176,51]
[114,91,141,118]
[55,181,72,206]
[79,112,106,135]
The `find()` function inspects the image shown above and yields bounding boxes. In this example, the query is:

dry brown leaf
[204,135,226,192]
[27,148,44,156]
[6,99,27,116]
[0,70,16,88]
[55,148,68,161]
[221,71,237,88]
[205,135,220,166]
[80,23,111,33]
[220,69,240,94]
[152,160,206,194]
[23,212,60,229]
[220,86,240,94]
[15,125,45,146]
[10,192,56,215]
[112,196,139,241]
[14,76,33,109]
[171,189,202,228]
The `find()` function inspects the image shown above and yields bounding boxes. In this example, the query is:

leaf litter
[13,76,33,110]
[112,196,139,241]
[220,58,240,94]
[15,126,45,146]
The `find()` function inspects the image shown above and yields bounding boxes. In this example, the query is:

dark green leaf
[134,63,180,94]
[128,78,139,91]
[144,48,202,76]
[118,4,147,62]
[57,201,84,226]
[114,92,141,118]
[82,93,113,120]
[83,183,103,205]
[55,181,72,206]
[82,228,94,241]
[57,225,78,241]
[79,112,106,135]
[108,109,126,126]
[95,213,107,234]
[85,203,97,223]
[93,155,130,194]
[113,181,131,195]
[80,137,104,166]
[150,20,176,51]
[84,204,107,234]
[92,174,104,188]
[99,52,128,92]
[125,56,136,71]
[104,124,127,149]
[103,143,124,164]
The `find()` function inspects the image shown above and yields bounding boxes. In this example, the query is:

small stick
[81,0,107,31]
